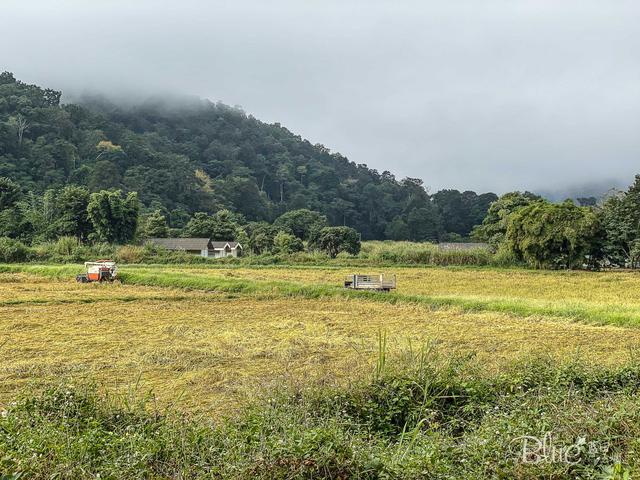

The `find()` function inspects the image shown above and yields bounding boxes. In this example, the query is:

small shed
[148,238,244,258]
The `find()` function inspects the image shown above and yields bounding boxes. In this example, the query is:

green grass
[1,352,638,479]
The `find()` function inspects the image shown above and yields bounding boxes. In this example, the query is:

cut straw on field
[4,263,640,326]
[2,272,640,415]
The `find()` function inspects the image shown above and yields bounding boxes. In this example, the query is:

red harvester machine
[76,260,118,283]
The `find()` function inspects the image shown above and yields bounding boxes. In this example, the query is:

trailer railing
[344,274,396,291]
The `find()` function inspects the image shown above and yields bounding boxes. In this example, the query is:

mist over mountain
[3,0,640,195]
[0,72,499,240]
[536,179,628,203]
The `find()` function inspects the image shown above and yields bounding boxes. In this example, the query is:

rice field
[127,264,640,325]
[2,265,640,415]
[149,264,640,303]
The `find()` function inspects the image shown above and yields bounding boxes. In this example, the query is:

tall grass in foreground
[1,351,638,479]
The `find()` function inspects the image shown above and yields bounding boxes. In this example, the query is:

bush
[115,245,146,264]
[53,236,81,256]
[311,226,361,258]
[273,231,304,254]
[0,236,28,262]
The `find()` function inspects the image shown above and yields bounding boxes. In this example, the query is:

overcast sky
[2,0,639,195]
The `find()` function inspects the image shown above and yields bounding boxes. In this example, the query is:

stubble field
[2,265,640,414]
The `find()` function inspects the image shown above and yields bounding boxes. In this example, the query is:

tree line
[473,176,640,269]
[0,72,495,242]
[0,176,360,258]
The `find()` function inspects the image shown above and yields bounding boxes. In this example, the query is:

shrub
[115,245,146,264]
[359,241,498,266]
[311,226,361,258]
[53,236,81,256]
[0,237,28,262]
[273,231,304,255]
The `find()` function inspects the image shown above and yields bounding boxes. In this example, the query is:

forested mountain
[0,72,496,240]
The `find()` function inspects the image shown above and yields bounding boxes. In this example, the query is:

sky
[2,0,640,195]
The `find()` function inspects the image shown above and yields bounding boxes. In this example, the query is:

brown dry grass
[3,272,640,415]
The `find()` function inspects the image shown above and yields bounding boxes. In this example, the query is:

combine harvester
[76,260,118,283]
[344,274,396,292]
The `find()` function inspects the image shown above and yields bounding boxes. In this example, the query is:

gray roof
[210,241,242,249]
[148,238,210,250]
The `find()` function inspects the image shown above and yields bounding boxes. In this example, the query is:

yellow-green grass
[123,265,640,326]
[2,273,640,415]
[158,265,640,303]
[6,263,640,325]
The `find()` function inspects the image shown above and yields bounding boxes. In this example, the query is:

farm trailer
[344,274,396,292]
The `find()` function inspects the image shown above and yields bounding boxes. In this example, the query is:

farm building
[148,238,243,258]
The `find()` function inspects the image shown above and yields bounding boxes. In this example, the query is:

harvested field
[160,265,640,305]
[2,271,640,414]
[140,265,640,326]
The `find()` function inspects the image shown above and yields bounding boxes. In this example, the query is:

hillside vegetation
[0,72,496,241]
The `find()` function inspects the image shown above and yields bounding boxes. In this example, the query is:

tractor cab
[76,260,118,283]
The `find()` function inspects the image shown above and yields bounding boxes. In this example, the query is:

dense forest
[0,72,496,241]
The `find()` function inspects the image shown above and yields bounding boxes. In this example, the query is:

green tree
[208,210,241,240]
[407,206,441,241]
[183,209,240,240]
[273,231,304,254]
[145,210,169,238]
[577,196,597,207]
[0,177,21,210]
[0,209,21,239]
[89,160,121,191]
[273,209,328,240]
[505,200,602,269]
[472,191,541,246]
[87,190,140,243]
[245,222,278,254]
[54,185,92,240]
[599,176,640,266]
[312,226,361,258]
[433,190,498,237]
[384,217,410,240]
[183,212,216,238]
